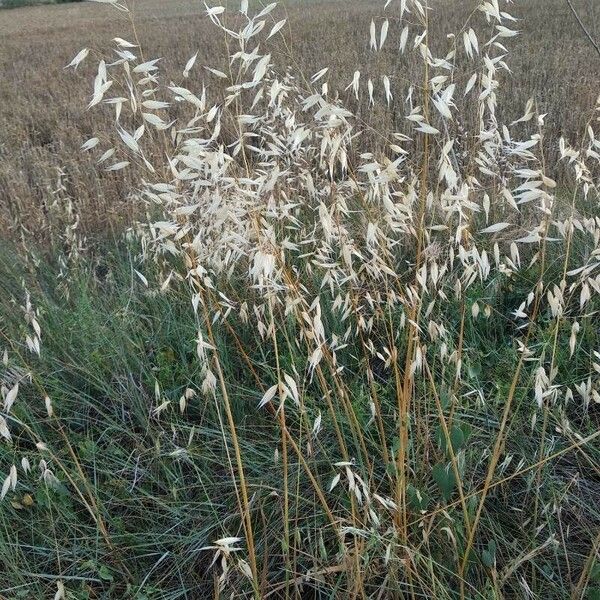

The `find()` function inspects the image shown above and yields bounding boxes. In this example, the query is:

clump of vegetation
[1,0,599,598]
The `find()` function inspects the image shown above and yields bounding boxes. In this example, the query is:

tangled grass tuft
[1,0,600,598]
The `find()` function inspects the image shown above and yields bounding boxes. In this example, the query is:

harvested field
[1,0,599,242]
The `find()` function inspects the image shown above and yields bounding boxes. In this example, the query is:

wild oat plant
[1,0,600,598]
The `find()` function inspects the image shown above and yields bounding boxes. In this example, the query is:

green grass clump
[0,243,598,599]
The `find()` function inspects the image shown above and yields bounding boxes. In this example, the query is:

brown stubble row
[0,0,598,247]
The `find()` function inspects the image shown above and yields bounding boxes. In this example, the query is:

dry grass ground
[0,0,598,244]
